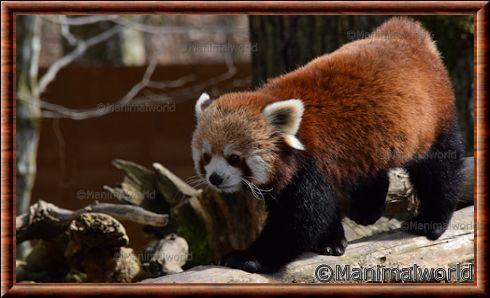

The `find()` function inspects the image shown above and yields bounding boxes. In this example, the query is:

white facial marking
[204,155,242,193]
[203,140,212,153]
[223,144,236,157]
[192,146,201,175]
[246,154,271,185]
[224,144,242,161]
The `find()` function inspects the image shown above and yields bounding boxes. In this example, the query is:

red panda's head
[191,92,304,194]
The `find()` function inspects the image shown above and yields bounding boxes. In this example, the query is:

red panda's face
[192,92,305,195]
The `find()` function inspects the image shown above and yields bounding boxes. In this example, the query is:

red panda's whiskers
[241,177,273,201]
[244,176,273,193]
[241,178,263,200]
[186,176,207,189]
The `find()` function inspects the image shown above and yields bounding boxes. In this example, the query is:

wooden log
[16,200,169,243]
[17,213,144,283]
[65,213,141,282]
[142,206,474,283]
[106,159,157,206]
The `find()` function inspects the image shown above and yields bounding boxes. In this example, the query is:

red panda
[191,18,464,273]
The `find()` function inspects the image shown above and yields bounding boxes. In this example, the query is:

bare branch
[40,58,158,119]
[146,75,196,89]
[36,15,247,119]
[35,25,123,98]
[42,15,119,26]
[113,17,247,35]
[58,15,79,46]
[43,15,246,35]
[130,53,243,106]
[166,53,238,102]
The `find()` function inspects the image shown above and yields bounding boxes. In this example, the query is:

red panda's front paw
[218,250,250,269]
[320,237,348,256]
[219,250,269,273]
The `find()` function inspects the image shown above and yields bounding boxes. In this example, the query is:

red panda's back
[259,18,455,185]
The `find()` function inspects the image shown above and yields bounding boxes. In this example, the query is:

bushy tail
[370,17,440,58]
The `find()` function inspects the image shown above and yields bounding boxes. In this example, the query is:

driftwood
[142,206,474,283]
[16,200,174,283]
[17,213,143,282]
[16,200,169,243]
[64,213,141,282]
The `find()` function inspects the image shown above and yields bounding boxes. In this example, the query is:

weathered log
[17,213,144,283]
[142,206,474,283]
[106,159,157,206]
[16,200,169,243]
[64,213,141,282]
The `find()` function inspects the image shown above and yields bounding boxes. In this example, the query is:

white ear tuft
[283,135,305,150]
[195,92,211,120]
[263,99,305,150]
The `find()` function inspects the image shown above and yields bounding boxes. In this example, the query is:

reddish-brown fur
[208,18,455,188]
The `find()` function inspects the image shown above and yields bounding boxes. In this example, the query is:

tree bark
[16,15,42,259]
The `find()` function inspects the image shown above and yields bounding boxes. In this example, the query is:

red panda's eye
[202,153,211,164]
[227,154,240,166]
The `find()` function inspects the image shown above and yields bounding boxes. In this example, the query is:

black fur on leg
[219,152,345,273]
[402,121,465,240]
[346,171,389,225]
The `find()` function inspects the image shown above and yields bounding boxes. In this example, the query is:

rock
[141,233,189,277]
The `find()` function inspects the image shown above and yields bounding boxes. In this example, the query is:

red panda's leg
[402,123,464,240]
[346,171,389,226]
[219,154,344,273]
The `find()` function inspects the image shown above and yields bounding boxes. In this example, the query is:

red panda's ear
[263,99,305,150]
[195,92,213,120]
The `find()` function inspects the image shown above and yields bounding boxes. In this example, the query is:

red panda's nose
[209,173,223,186]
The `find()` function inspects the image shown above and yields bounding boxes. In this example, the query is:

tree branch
[34,25,123,99]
